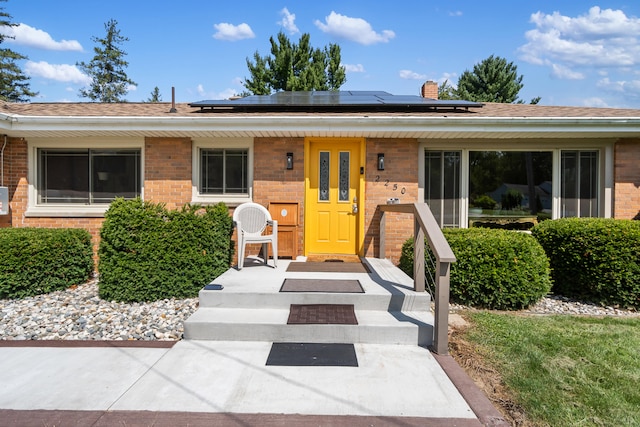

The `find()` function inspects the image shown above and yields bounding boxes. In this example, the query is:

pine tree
[0,0,37,102]
[437,80,456,100]
[243,31,346,95]
[146,86,162,102]
[77,19,136,102]
[455,55,529,104]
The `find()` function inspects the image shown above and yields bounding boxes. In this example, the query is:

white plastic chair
[233,202,278,269]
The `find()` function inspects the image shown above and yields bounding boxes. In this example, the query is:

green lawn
[461,312,640,426]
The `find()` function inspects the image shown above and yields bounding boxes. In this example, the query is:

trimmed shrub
[532,218,640,309]
[399,228,552,310]
[0,228,93,299]
[98,198,234,302]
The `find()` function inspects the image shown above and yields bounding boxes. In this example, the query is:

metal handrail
[378,203,456,355]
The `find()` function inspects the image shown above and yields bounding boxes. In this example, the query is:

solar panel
[189,91,483,111]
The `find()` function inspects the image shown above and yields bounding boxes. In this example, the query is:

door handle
[352,204,358,214]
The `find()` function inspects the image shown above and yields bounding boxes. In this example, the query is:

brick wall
[614,139,640,219]
[1,137,26,228]
[363,138,419,263]
[251,137,305,257]
[2,137,195,259]
[144,137,192,209]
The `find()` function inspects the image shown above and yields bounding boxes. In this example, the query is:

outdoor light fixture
[286,152,294,170]
[377,153,385,170]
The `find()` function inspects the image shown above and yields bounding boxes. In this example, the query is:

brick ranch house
[0,82,639,264]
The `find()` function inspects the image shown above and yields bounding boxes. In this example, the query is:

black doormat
[287,304,358,325]
[266,342,358,367]
[286,262,369,273]
[280,278,364,293]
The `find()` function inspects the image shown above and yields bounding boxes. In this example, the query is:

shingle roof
[2,100,640,118]
[2,100,640,140]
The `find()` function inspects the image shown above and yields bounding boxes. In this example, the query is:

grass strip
[462,312,640,426]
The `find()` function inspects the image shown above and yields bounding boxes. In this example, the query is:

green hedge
[98,198,234,302]
[400,228,552,310]
[0,228,94,299]
[531,218,640,309]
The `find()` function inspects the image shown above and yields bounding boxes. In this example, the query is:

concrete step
[197,288,430,312]
[183,307,434,346]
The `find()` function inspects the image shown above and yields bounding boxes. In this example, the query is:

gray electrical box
[0,187,8,215]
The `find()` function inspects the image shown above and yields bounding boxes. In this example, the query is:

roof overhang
[2,113,640,140]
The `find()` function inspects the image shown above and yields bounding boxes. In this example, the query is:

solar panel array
[189,91,483,112]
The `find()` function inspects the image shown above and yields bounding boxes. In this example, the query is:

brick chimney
[421,81,438,99]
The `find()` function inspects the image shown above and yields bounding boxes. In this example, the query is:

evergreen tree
[243,31,346,94]
[146,86,162,102]
[77,19,136,102]
[455,55,540,104]
[437,80,456,100]
[0,0,37,102]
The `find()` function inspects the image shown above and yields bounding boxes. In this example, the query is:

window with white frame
[561,150,599,217]
[192,139,253,203]
[425,151,461,227]
[424,147,603,228]
[200,149,248,194]
[37,148,141,205]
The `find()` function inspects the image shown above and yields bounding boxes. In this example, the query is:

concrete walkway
[0,339,507,426]
[0,258,509,426]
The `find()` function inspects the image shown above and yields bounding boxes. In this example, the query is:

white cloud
[399,69,428,80]
[551,63,584,80]
[582,97,610,108]
[24,61,91,84]
[314,12,395,45]
[597,77,640,96]
[519,6,640,78]
[449,11,463,17]
[438,73,458,87]
[278,7,299,34]
[344,63,365,73]
[213,23,255,41]
[2,23,82,51]
[196,84,238,100]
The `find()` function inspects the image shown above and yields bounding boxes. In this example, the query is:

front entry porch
[179,257,480,421]
[184,257,434,346]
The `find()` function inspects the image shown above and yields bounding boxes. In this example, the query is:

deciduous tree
[77,19,136,102]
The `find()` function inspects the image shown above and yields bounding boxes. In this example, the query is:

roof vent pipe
[169,87,177,113]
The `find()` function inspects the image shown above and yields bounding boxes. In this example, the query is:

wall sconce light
[286,152,294,170]
[377,153,385,170]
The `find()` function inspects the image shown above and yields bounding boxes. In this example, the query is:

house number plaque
[375,175,406,194]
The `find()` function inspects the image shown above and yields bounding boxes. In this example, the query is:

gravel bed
[1,281,638,341]
[0,280,198,341]
[451,295,639,317]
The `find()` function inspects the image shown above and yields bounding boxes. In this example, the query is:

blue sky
[3,1,640,108]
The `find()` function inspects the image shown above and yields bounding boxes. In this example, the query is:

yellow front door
[305,138,364,255]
